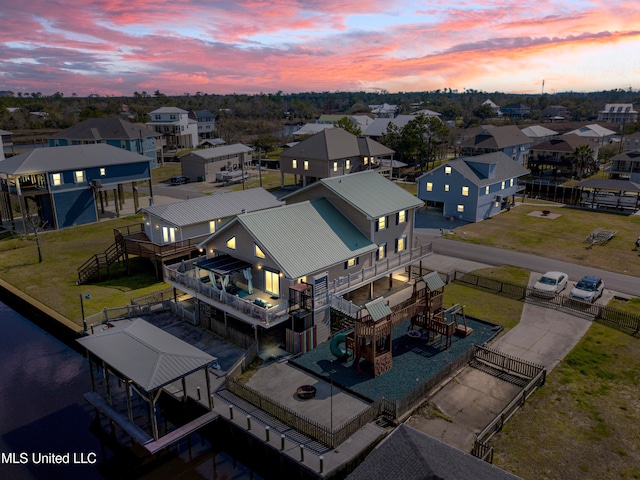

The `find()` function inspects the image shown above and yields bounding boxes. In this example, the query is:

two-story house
[188,110,216,139]
[118,188,283,278]
[597,104,638,124]
[0,144,152,231]
[49,118,163,168]
[146,107,199,153]
[521,125,558,146]
[179,144,253,183]
[279,128,394,187]
[528,134,599,177]
[564,124,616,146]
[416,152,528,222]
[608,150,640,182]
[622,132,640,152]
[541,105,568,121]
[501,103,531,119]
[458,125,531,164]
[163,171,429,353]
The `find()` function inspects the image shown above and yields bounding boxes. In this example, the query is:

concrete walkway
[406,256,597,453]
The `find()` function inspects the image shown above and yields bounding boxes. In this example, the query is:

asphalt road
[429,236,640,297]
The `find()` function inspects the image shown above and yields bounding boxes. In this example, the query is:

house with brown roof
[528,133,599,177]
[279,128,394,187]
[458,125,531,164]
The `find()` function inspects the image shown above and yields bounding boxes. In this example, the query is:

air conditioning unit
[91,179,102,188]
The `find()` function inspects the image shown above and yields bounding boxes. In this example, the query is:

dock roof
[77,319,215,392]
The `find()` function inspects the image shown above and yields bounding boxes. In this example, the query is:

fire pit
[296,385,317,400]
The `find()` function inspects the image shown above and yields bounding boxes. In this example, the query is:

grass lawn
[449,201,640,277]
[492,322,640,480]
[0,215,168,325]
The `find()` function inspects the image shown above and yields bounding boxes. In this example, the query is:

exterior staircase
[77,233,127,285]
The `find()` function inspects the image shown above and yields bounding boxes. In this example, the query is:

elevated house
[458,125,531,164]
[279,128,394,187]
[179,144,253,183]
[0,144,152,231]
[146,107,199,154]
[564,124,616,146]
[597,103,638,124]
[417,152,528,222]
[528,134,599,177]
[188,110,216,139]
[163,171,430,353]
[500,102,531,119]
[0,129,12,158]
[609,150,640,182]
[49,118,163,168]
[520,125,558,146]
[113,188,284,279]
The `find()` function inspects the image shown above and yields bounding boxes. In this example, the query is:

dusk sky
[1,0,639,97]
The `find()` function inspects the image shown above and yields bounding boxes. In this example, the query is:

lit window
[255,244,265,259]
[501,181,505,189]
[398,210,406,224]
[333,162,338,172]
[74,171,85,183]
[457,205,464,212]
[209,221,216,233]
[227,236,236,249]
[346,159,351,170]
[510,178,514,187]
[304,160,309,171]
[396,236,406,252]
[378,216,386,230]
[99,168,106,176]
[51,173,62,186]
[445,166,452,175]
[426,182,433,192]
[377,243,386,260]
[345,257,359,268]
[485,186,490,195]
[444,184,450,192]
[364,157,369,165]
[292,159,297,169]
[462,186,469,196]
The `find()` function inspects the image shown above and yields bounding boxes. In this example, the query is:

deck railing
[164,260,289,326]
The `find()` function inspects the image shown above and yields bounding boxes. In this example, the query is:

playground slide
[330,332,350,360]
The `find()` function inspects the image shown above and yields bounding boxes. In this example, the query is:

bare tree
[24,214,46,263]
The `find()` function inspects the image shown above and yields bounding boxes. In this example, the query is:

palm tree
[572,144,595,180]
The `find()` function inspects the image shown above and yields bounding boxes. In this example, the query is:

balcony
[164,258,290,328]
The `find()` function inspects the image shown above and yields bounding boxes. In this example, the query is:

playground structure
[330,271,475,377]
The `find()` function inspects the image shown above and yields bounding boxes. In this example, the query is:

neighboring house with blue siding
[416,152,528,222]
[0,144,152,231]
[49,118,163,168]
[458,125,531,164]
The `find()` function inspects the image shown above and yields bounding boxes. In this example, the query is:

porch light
[257,264,262,269]
[209,248,214,253]
[199,248,204,252]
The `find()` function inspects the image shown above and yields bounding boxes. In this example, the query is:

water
[0,301,262,480]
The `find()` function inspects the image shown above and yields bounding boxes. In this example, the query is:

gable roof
[520,125,558,138]
[418,152,528,187]
[365,297,392,321]
[565,124,616,138]
[285,170,423,219]
[281,128,392,161]
[149,107,188,115]
[77,319,215,392]
[50,118,160,141]
[180,143,253,160]
[346,424,521,480]
[140,188,283,227]
[459,125,531,149]
[0,143,151,175]
[205,198,377,279]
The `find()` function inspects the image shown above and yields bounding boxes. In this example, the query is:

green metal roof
[77,319,215,392]
[236,198,377,279]
[422,271,446,291]
[365,297,392,321]
[318,171,423,219]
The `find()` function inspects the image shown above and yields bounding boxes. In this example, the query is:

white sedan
[533,271,569,296]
